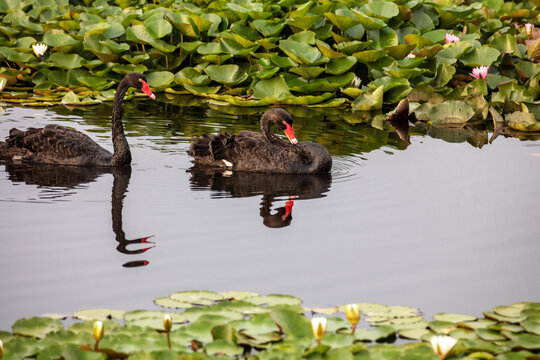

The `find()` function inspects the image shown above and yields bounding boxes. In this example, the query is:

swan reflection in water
[1,161,154,267]
[189,167,332,228]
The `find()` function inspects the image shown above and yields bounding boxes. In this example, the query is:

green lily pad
[12,317,63,338]
[399,328,433,340]
[279,38,324,65]
[146,71,174,89]
[355,325,396,342]
[153,297,193,309]
[205,339,243,356]
[428,101,475,126]
[204,64,249,86]
[352,85,384,110]
[477,328,506,341]
[247,294,302,307]
[460,46,501,67]
[433,313,477,323]
[506,112,540,132]
[169,290,225,305]
[50,53,84,70]
[269,309,311,338]
[43,29,79,47]
[73,309,125,321]
[252,76,292,100]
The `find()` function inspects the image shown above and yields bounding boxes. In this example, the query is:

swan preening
[189,108,332,174]
[0,72,155,166]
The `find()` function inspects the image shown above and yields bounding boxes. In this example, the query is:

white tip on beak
[290,138,298,144]
[150,94,156,100]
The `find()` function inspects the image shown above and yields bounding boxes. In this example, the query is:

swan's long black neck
[111,79,131,166]
[260,115,285,145]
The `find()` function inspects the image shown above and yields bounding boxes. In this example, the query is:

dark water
[1,97,539,330]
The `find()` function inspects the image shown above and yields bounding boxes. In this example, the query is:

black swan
[0,72,155,166]
[189,108,332,173]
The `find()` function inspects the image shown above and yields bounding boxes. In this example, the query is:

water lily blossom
[430,335,457,359]
[406,53,416,58]
[350,76,362,88]
[345,304,360,334]
[93,321,104,351]
[311,317,327,345]
[470,66,489,80]
[0,339,3,359]
[445,33,460,44]
[32,43,47,58]
[525,23,534,37]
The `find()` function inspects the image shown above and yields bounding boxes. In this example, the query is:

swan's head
[263,108,297,144]
[124,72,156,100]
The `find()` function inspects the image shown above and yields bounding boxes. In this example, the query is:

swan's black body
[0,72,154,166]
[189,108,332,174]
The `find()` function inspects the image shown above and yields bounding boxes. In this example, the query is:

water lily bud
[430,335,457,359]
[163,314,172,332]
[0,339,3,358]
[311,317,327,341]
[93,321,104,342]
[345,304,360,325]
[525,23,534,37]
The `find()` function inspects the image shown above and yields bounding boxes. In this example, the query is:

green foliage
[3,295,540,359]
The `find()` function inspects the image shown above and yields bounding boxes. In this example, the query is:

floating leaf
[252,76,292,100]
[74,309,125,321]
[12,317,63,338]
[204,65,249,86]
[428,100,475,126]
[506,112,540,132]
[433,313,477,323]
[269,309,311,338]
[460,46,501,67]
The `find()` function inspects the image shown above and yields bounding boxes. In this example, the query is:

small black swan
[189,108,332,173]
[0,72,155,166]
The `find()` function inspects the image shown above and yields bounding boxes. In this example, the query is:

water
[1,98,539,331]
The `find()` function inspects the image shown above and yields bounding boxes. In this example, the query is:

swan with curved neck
[0,72,155,166]
[189,108,332,174]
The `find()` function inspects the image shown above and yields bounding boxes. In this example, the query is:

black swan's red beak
[140,80,156,100]
[282,200,294,220]
[283,123,298,144]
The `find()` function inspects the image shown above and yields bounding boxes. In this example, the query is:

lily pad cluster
[1,290,539,359]
[0,0,539,126]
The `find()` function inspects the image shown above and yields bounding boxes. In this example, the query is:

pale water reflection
[0,100,539,331]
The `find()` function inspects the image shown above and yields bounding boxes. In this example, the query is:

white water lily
[311,316,327,344]
[406,53,416,58]
[350,76,361,87]
[0,338,3,359]
[32,43,47,58]
[430,335,457,359]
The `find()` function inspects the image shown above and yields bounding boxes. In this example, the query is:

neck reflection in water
[188,167,332,228]
[1,161,153,267]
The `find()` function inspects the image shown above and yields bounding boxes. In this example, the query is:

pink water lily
[470,66,489,79]
[445,33,460,44]
[525,23,534,37]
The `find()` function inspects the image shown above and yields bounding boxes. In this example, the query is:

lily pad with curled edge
[186,318,229,343]
[73,309,125,321]
[352,85,384,110]
[428,100,475,126]
[355,325,396,342]
[269,309,311,338]
[433,313,477,323]
[506,112,540,132]
[459,46,501,67]
[12,317,63,338]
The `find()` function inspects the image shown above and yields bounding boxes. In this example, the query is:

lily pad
[428,101,475,126]
[204,65,249,86]
[73,309,125,321]
[433,313,477,323]
[12,317,63,338]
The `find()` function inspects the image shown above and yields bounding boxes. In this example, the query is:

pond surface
[1,97,539,331]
